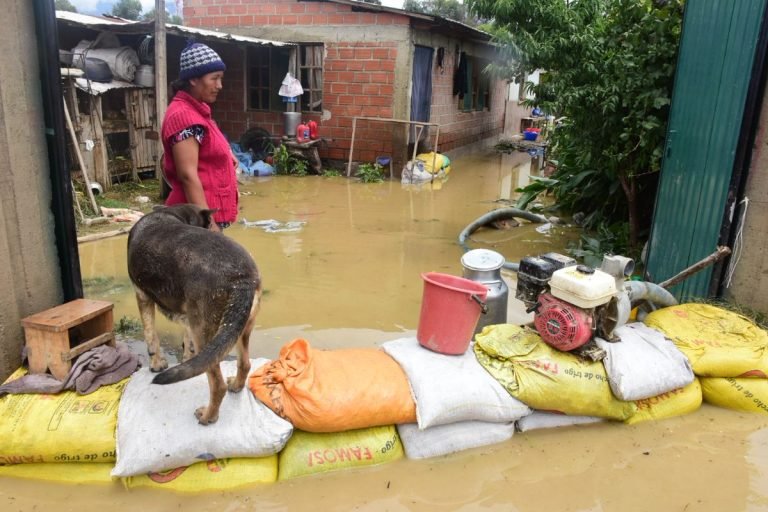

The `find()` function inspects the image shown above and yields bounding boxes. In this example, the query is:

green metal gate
[645,0,767,300]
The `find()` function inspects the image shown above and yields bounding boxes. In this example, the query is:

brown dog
[127,204,261,425]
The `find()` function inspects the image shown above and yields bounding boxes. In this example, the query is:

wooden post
[63,100,99,215]
[155,0,168,180]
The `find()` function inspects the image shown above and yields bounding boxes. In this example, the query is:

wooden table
[282,138,324,174]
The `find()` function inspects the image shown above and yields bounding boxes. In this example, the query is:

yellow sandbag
[123,456,277,492]
[644,303,768,378]
[415,152,451,175]
[248,339,416,433]
[0,367,124,464]
[701,377,768,415]
[278,426,403,481]
[625,379,702,425]
[0,462,115,484]
[474,324,636,420]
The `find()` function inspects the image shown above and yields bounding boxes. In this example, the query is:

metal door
[645,0,767,299]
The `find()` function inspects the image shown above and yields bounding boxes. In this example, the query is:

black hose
[458,207,549,271]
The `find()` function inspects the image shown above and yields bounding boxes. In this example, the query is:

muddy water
[2,148,768,511]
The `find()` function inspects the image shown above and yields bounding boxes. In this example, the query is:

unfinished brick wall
[429,50,506,152]
[183,0,505,167]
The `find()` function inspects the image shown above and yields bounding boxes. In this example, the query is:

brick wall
[184,0,505,167]
[429,49,506,151]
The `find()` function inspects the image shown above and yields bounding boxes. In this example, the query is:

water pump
[516,253,637,360]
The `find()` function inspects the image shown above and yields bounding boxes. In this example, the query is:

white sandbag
[397,421,515,459]
[516,411,604,432]
[596,323,694,401]
[112,359,293,477]
[382,337,530,429]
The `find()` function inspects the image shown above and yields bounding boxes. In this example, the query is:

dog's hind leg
[196,364,227,425]
[181,326,196,362]
[228,291,260,393]
[135,288,168,372]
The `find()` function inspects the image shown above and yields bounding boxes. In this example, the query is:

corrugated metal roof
[56,11,293,47]
[73,77,146,95]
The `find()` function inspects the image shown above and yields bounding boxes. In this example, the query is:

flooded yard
[1,147,767,511]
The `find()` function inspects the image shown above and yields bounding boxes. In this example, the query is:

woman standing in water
[161,42,238,232]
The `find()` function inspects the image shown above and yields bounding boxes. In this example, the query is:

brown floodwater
[2,146,767,511]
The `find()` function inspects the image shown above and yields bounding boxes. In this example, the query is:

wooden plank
[64,332,115,362]
[21,299,113,332]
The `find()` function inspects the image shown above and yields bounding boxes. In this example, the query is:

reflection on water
[2,148,767,511]
[77,149,577,358]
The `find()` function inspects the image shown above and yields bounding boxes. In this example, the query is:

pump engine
[515,253,635,359]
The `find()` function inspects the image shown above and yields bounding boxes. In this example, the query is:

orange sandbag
[248,339,416,432]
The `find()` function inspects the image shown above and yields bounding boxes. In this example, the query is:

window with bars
[458,55,491,112]
[299,44,323,113]
[246,46,290,111]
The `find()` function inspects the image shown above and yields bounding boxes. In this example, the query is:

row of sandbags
[0,303,766,492]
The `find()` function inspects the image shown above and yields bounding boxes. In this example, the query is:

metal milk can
[460,249,509,335]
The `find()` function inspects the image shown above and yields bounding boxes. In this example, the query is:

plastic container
[523,131,538,141]
[134,65,154,87]
[416,272,489,355]
[283,112,301,138]
[296,122,309,143]
[461,249,508,335]
[549,265,616,309]
[308,120,318,140]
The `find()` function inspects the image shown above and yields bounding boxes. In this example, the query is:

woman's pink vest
[161,91,238,224]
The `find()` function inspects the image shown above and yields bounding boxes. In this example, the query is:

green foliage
[141,8,184,24]
[272,144,309,176]
[115,315,142,335]
[402,0,473,23]
[322,168,343,177]
[55,0,77,12]
[468,0,684,249]
[111,0,142,20]
[356,163,385,183]
[567,221,633,268]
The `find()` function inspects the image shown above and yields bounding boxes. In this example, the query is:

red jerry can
[308,120,319,140]
[296,122,309,143]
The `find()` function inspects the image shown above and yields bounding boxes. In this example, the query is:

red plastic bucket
[416,272,489,355]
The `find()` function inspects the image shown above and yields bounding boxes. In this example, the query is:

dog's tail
[152,283,256,385]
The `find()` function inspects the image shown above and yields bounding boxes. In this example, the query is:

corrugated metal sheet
[56,11,293,47]
[645,0,767,300]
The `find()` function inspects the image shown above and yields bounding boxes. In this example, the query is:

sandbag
[415,152,451,174]
[0,367,124,464]
[474,324,636,420]
[123,456,277,492]
[277,426,402,480]
[397,421,515,459]
[625,379,702,425]
[644,303,768,378]
[0,462,114,484]
[248,339,416,433]
[381,337,530,429]
[515,412,604,433]
[112,359,292,477]
[596,323,694,401]
[701,377,768,415]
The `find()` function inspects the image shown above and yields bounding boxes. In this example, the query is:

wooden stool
[21,299,116,381]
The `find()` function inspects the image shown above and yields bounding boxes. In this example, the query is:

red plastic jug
[296,122,309,143]
[308,120,319,140]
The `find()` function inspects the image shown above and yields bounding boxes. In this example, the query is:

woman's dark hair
[170,78,191,97]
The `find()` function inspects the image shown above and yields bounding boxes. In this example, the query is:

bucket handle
[470,294,488,314]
